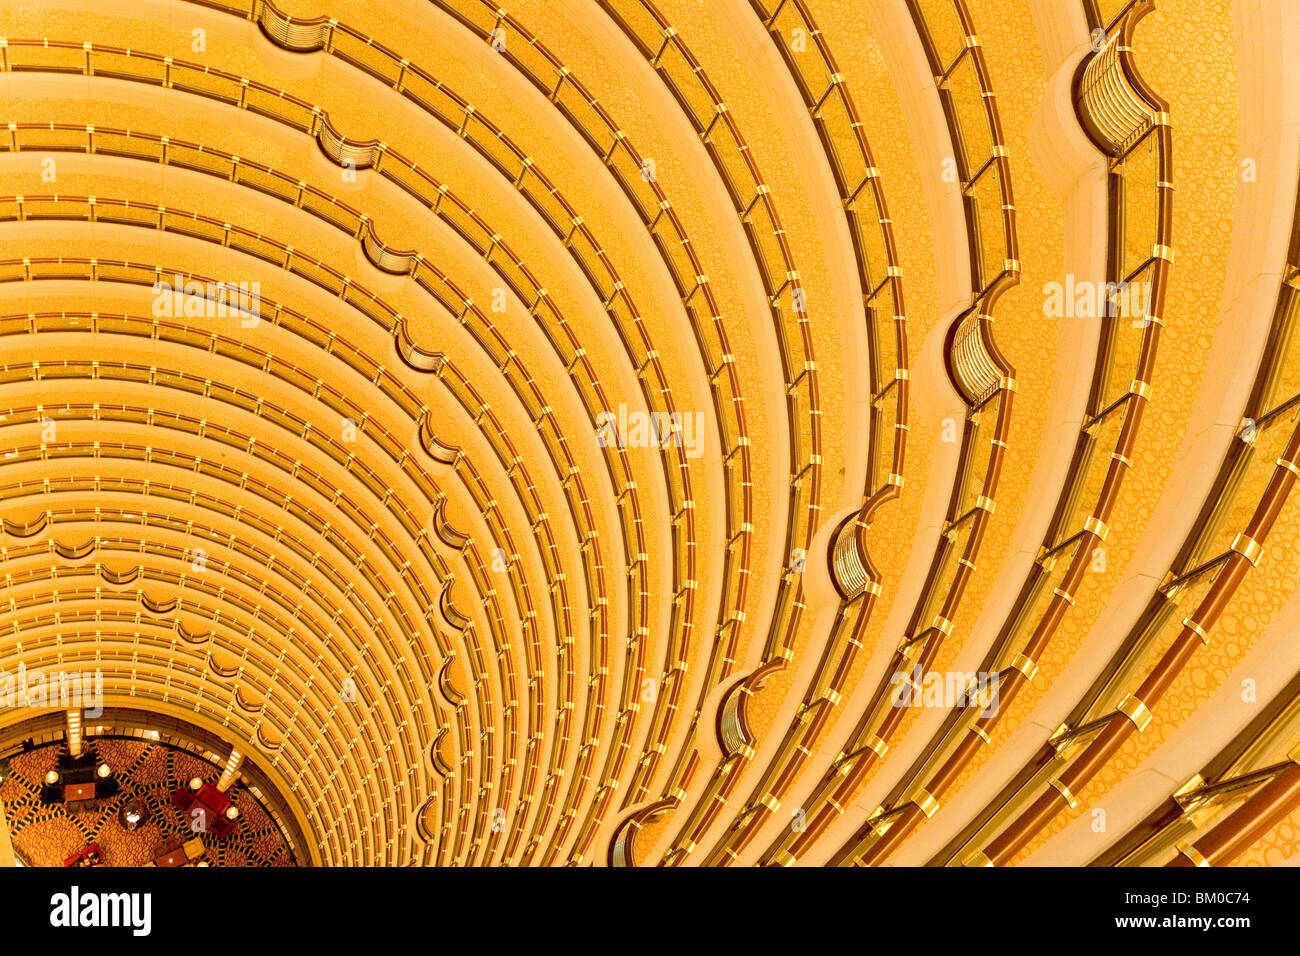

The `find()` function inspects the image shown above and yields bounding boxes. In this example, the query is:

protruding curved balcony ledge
[1075,3,1167,156]
[258,1,334,53]
[946,312,1009,408]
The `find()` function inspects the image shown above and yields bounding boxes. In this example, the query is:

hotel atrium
[0,0,1297,870]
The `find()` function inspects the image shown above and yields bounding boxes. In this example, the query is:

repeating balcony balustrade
[361,221,418,275]
[908,0,1300,872]
[432,499,471,552]
[947,313,1005,408]
[831,517,870,599]
[0,26,696,863]
[316,118,382,170]
[258,2,333,51]
[1076,16,1164,156]
[0,295,503,859]
[716,670,770,760]
[0,0,1287,870]
[419,419,462,466]
[0,196,591,695]
[4,28,700,579]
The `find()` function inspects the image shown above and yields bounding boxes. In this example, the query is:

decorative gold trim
[1009,653,1038,683]
[1231,533,1264,567]
[1084,515,1109,540]
[1048,776,1080,809]
[914,789,940,818]
[1183,618,1210,644]
[1176,841,1210,867]
[1117,694,1153,733]
[1173,774,1206,810]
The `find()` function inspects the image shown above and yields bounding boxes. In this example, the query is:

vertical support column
[65,710,82,758]
[217,749,244,793]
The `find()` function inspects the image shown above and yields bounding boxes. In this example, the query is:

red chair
[64,843,104,867]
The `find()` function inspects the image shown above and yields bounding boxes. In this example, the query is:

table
[154,847,189,867]
[63,782,95,802]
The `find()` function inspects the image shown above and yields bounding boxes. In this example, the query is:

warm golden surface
[0,0,1296,868]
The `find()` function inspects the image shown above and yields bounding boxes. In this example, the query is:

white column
[216,748,244,792]
[65,710,82,758]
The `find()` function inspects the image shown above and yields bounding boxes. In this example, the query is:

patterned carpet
[1,738,296,867]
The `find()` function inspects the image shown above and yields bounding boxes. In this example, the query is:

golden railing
[833,0,1171,868]
[0,34,690,864]
[0,257,547,858]
[571,0,832,866]
[0,382,444,686]
[0,390,441,745]
[178,0,737,862]
[1093,670,1300,865]
[178,0,781,862]
[746,0,910,588]
[1077,0,1164,155]
[942,117,1299,865]
[0,500,395,861]
[277,0,737,859]
[386,0,786,861]
[1,291,541,832]
[411,0,768,862]
[0,273,473,664]
[648,0,912,866]
[0,115,622,687]
[743,0,1020,867]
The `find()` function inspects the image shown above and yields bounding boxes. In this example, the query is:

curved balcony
[947,312,1006,408]
[1076,6,1165,156]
